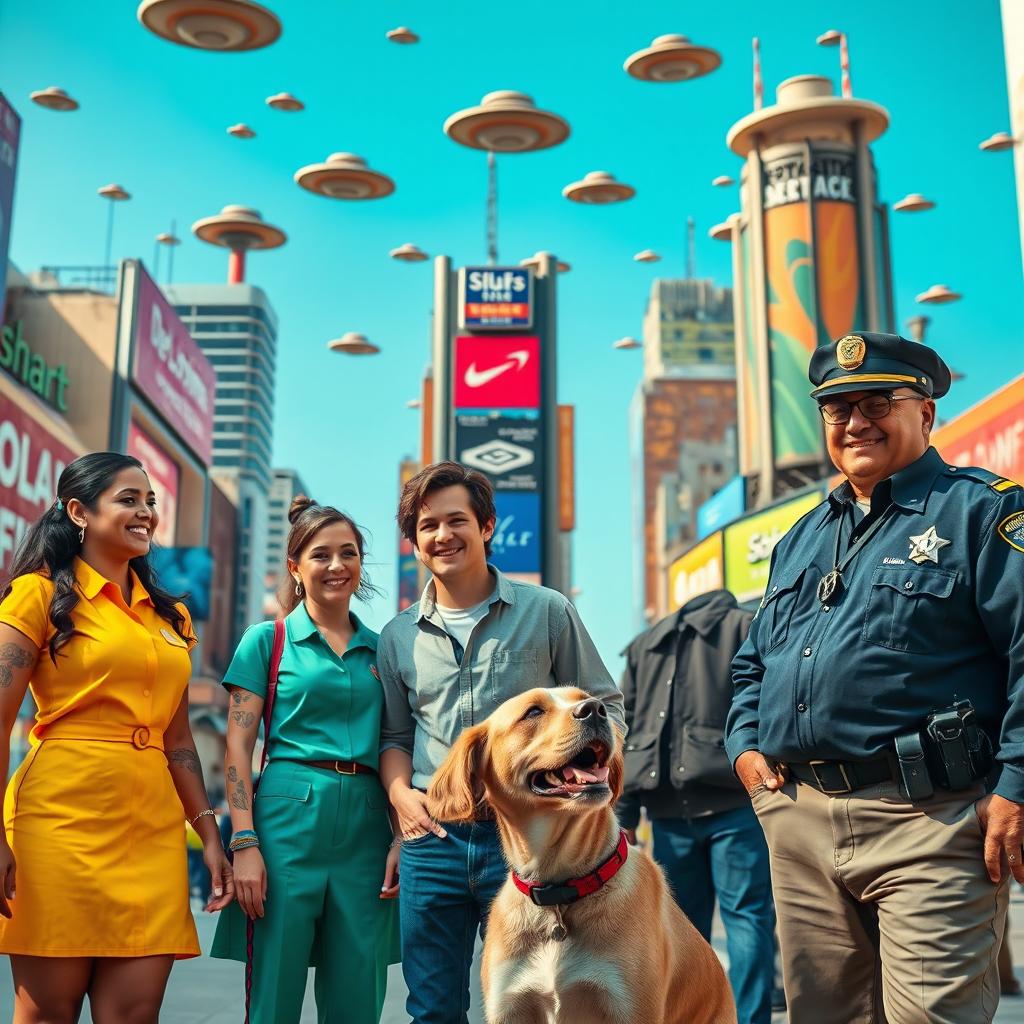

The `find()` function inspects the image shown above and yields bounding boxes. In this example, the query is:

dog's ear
[427,723,489,824]
[607,747,625,805]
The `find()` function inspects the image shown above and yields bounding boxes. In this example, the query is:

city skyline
[1,0,1020,670]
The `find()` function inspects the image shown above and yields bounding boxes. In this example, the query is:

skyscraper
[265,467,309,616]
[631,277,737,627]
[165,282,277,636]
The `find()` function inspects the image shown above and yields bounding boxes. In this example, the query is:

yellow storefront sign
[724,489,824,603]
[668,533,724,612]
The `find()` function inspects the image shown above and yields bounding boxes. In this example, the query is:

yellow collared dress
[0,558,200,958]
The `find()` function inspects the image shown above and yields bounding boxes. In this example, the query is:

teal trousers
[211,760,401,1024]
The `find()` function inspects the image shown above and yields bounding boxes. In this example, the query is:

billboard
[0,94,20,321]
[490,492,541,575]
[456,410,540,491]
[932,373,1024,485]
[127,421,179,548]
[130,263,216,464]
[454,335,540,408]
[458,266,533,329]
[697,475,746,540]
[150,546,213,621]
[668,533,724,612]
[724,489,823,603]
[762,144,864,469]
[0,396,77,573]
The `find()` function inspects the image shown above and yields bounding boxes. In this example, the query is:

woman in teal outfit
[211,496,400,1024]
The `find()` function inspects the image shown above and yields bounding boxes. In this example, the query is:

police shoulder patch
[997,509,1024,553]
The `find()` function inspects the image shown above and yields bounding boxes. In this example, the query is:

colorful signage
[724,489,824,603]
[490,492,541,574]
[459,266,533,329]
[697,475,746,540]
[0,396,78,572]
[668,533,725,612]
[454,335,540,408]
[762,143,865,469]
[127,421,179,548]
[932,373,1024,485]
[0,321,70,411]
[456,410,540,491]
[130,263,216,464]
[0,94,20,321]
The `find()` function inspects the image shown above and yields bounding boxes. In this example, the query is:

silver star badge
[908,525,951,564]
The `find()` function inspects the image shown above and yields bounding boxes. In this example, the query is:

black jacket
[617,590,754,828]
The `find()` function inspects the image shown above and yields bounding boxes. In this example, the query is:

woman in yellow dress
[0,452,234,1023]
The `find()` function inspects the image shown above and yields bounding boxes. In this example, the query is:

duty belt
[788,755,897,795]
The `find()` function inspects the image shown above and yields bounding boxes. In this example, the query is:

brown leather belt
[279,758,376,776]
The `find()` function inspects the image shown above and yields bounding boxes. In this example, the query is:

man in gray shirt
[377,461,623,1024]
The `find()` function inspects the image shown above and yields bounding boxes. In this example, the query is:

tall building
[641,278,735,380]
[165,283,278,636]
[265,467,309,616]
[631,277,737,627]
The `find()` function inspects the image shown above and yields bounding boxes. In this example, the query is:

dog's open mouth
[529,741,611,798]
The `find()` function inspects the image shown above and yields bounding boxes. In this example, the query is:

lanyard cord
[817,503,897,604]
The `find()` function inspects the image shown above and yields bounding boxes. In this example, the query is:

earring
[294,579,302,596]
[78,525,86,544]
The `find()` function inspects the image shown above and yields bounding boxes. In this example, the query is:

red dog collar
[512,830,629,907]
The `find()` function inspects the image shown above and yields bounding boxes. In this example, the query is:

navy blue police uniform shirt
[724,445,1024,802]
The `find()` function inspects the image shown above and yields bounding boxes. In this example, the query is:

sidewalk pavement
[4,889,1024,1022]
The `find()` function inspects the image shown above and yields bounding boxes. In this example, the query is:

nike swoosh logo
[464,350,529,388]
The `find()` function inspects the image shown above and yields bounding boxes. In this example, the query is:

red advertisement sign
[932,374,1024,485]
[127,421,179,548]
[453,335,540,409]
[0,397,78,572]
[130,263,216,464]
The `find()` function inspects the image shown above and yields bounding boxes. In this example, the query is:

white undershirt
[855,498,872,519]
[435,594,492,650]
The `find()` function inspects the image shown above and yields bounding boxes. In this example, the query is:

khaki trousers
[751,779,1007,1024]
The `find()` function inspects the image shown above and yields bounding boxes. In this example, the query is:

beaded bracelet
[188,808,216,826]
[229,829,259,852]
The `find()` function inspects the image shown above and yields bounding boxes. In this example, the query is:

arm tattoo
[231,690,253,705]
[167,748,202,775]
[231,710,257,728]
[0,642,34,688]
[230,779,249,810]
[227,766,238,783]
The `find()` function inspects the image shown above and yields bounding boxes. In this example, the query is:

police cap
[808,332,952,401]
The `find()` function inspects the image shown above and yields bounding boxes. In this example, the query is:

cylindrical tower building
[727,73,894,501]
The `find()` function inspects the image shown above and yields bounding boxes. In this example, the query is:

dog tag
[550,923,568,942]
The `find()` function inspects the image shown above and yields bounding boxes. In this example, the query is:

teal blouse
[223,604,383,767]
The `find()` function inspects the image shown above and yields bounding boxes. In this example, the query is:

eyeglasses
[818,393,925,425]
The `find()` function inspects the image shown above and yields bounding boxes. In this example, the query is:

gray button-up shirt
[378,567,625,790]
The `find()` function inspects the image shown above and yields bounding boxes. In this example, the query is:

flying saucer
[328,332,380,356]
[444,91,569,152]
[30,87,79,111]
[294,153,394,200]
[624,34,721,83]
[562,171,635,204]
[137,0,281,51]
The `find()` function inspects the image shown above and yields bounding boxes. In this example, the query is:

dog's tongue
[562,765,610,784]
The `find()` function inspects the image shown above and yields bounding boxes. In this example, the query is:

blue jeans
[399,821,507,1024]
[652,804,776,1024]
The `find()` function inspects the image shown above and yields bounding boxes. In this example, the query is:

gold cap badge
[836,334,866,370]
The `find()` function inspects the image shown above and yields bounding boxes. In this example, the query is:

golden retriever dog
[428,686,736,1024]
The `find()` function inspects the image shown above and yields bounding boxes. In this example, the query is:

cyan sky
[0,1,1020,672]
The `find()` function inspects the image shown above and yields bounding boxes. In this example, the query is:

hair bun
[288,495,317,524]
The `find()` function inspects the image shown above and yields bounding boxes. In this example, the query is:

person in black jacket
[618,589,775,1024]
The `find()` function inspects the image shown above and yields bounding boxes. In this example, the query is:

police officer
[725,332,1024,1024]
